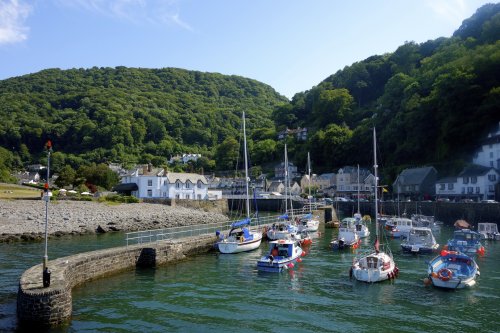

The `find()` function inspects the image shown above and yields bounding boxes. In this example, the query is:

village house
[436,165,499,201]
[277,127,308,141]
[115,164,209,200]
[336,166,374,199]
[300,173,335,194]
[274,161,299,179]
[393,166,437,201]
[473,121,500,170]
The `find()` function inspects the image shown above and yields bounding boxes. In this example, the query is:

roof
[396,166,437,185]
[113,183,139,191]
[165,172,208,184]
[436,176,457,183]
[458,164,495,177]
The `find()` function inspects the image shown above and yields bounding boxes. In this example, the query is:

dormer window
[176,181,181,189]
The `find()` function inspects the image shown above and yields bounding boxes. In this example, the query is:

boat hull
[427,251,479,289]
[217,234,262,254]
[351,252,398,283]
[401,244,438,254]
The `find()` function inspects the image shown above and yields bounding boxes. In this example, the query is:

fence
[125,205,323,246]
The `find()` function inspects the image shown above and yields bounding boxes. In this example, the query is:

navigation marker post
[42,140,52,287]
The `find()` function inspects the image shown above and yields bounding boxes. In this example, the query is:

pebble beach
[0,199,229,242]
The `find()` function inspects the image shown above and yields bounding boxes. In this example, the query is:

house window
[476,187,480,194]
[198,181,202,188]
[448,184,454,190]
[186,182,191,189]
[176,182,181,189]
[197,194,202,200]
[175,194,180,199]
[163,192,167,197]
[488,174,497,181]
[471,176,477,184]
[164,180,167,185]
[439,184,445,190]
[463,177,469,184]
[490,152,494,158]
[491,161,494,167]
[147,189,152,197]
[489,185,494,192]
[148,180,153,186]
[186,194,190,200]
[467,187,473,194]
[461,187,466,194]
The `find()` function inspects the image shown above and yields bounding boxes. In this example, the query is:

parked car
[333,197,349,202]
[481,200,498,203]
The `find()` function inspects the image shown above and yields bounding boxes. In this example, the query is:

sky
[0,0,495,98]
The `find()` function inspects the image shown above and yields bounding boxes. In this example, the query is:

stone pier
[17,234,217,327]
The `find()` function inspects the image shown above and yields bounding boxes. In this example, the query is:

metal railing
[125,205,324,246]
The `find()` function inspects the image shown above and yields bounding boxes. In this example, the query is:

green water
[1,224,499,332]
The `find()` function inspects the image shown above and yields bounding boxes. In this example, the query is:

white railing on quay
[125,205,323,246]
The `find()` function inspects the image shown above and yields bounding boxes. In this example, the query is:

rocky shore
[0,199,229,242]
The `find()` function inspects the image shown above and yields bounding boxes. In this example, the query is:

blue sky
[0,0,494,98]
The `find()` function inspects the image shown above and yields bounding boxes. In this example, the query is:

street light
[42,140,52,287]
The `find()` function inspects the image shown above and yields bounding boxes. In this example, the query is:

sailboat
[216,112,263,254]
[350,128,398,282]
[353,164,370,239]
[266,144,300,241]
[298,152,320,233]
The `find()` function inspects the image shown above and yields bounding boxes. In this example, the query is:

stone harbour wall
[17,234,217,327]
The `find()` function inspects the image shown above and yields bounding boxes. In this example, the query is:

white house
[473,121,500,170]
[117,164,209,200]
[436,165,499,201]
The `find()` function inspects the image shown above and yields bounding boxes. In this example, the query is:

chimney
[148,163,152,172]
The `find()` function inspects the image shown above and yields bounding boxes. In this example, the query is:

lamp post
[42,140,52,287]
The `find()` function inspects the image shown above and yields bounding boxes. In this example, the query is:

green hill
[0,67,287,176]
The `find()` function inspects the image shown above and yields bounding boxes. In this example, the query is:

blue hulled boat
[446,229,485,256]
[257,239,303,273]
[427,250,480,289]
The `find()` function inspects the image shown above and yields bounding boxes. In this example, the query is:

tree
[215,137,239,171]
[55,165,76,188]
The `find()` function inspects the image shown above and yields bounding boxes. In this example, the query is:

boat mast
[284,144,288,213]
[357,164,360,214]
[242,112,250,219]
[373,127,379,240]
[308,152,312,213]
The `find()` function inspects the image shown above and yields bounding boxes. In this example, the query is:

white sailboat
[267,144,300,241]
[298,152,320,233]
[216,112,262,254]
[350,128,398,282]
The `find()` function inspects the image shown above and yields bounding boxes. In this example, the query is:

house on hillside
[267,181,285,194]
[277,127,308,141]
[393,166,437,201]
[115,164,209,199]
[473,121,500,170]
[274,162,299,179]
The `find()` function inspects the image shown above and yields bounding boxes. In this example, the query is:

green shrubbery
[100,194,139,203]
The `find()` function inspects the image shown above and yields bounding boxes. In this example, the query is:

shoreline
[0,199,229,242]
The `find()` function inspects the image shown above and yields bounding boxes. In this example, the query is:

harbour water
[1,222,499,332]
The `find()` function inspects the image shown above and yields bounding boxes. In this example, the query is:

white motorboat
[477,222,500,240]
[257,239,303,273]
[401,227,439,254]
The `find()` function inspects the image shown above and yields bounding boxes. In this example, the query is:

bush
[101,194,139,203]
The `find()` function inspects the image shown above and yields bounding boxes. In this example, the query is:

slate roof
[396,166,436,185]
[165,172,208,184]
[458,165,494,177]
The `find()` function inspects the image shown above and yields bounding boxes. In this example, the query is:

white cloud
[56,0,192,30]
[425,0,468,25]
[0,0,32,45]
